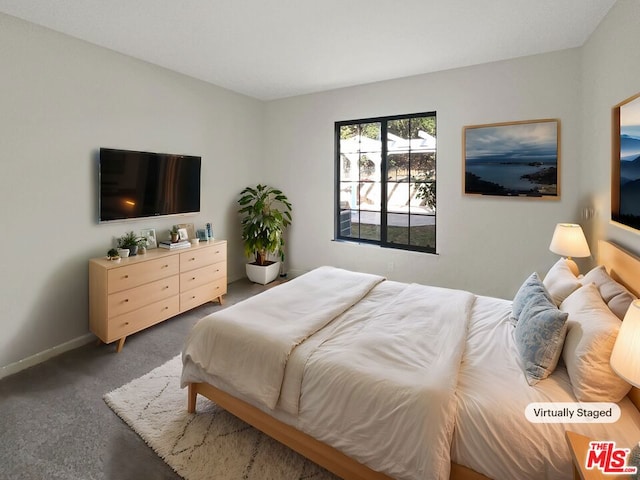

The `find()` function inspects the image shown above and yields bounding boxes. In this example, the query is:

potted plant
[169,226,180,243]
[107,248,121,262]
[117,231,143,256]
[138,238,148,254]
[238,184,292,284]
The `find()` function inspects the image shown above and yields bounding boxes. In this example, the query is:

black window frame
[334,111,437,254]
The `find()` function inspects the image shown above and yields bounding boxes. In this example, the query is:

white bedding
[298,281,475,480]
[182,266,384,409]
[453,295,640,480]
[181,270,640,480]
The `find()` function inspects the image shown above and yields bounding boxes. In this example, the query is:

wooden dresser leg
[116,337,126,353]
[217,295,224,305]
[188,383,197,413]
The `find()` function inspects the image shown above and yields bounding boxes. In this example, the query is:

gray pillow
[514,293,569,385]
[511,272,554,324]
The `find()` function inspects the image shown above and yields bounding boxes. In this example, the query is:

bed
[181,240,640,480]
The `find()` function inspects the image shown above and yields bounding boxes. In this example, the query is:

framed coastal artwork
[463,119,560,199]
[612,92,640,231]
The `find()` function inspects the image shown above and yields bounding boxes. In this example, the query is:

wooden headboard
[598,240,640,297]
[598,240,640,411]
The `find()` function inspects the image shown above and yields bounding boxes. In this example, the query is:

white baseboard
[0,333,95,380]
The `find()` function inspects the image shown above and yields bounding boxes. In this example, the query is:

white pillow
[560,283,631,402]
[582,265,636,320]
[543,258,581,306]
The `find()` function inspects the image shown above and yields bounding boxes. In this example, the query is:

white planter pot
[246,261,280,285]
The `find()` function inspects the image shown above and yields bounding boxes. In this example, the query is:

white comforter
[182,270,475,480]
[297,282,475,480]
[182,266,385,409]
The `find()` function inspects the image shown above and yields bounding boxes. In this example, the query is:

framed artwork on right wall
[612,92,640,231]
[463,118,560,199]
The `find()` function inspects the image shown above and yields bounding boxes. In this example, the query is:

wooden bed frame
[187,240,640,480]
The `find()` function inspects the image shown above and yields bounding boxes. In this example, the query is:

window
[335,112,436,253]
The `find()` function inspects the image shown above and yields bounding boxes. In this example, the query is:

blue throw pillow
[511,272,554,324]
[514,294,569,385]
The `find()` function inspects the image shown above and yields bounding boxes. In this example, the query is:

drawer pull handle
[189,257,195,261]
[124,275,129,279]
[124,322,130,326]
[191,277,196,280]
[163,285,169,289]
[163,306,169,310]
[162,264,169,268]
[192,296,196,299]
[124,299,129,303]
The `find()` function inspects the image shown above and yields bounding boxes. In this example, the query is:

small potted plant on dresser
[238,184,292,285]
[117,231,143,256]
[169,226,180,243]
[107,248,121,262]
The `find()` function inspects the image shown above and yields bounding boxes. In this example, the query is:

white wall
[264,49,584,299]
[581,0,640,258]
[0,13,263,371]
[4,0,639,373]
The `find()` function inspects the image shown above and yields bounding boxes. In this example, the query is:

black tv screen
[99,148,201,222]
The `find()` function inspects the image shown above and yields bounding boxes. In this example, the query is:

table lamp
[611,300,640,478]
[611,300,640,388]
[548,223,591,276]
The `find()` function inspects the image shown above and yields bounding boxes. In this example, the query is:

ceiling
[0,0,617,101]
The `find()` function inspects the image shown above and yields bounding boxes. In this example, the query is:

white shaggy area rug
[104,355,338,480]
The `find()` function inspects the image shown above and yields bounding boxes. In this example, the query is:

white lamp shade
[549,223,591,258]
[611,300,640,388]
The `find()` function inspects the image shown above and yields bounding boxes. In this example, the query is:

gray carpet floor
[0,278,279,480]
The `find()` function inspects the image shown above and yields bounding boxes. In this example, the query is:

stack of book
[159,240,191,250]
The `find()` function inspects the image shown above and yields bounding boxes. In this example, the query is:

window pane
[357,211,380,241]
[339,125,360,154]
[359,181,381,210]
[409,214,436,249]
[386,181,409,213]
[387,213,408,245]
[386,152,409,183]
[358,123,381,153]
[339,208,357,238]
[409,182,435,214]
[359,153,378,182]
[410,152,436,182]
[339,182,358,210]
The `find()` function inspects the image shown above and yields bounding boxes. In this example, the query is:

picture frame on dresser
[140,228,157,249]
[177,223,196,240]
[612,91,640,231]
[177,228,189,241]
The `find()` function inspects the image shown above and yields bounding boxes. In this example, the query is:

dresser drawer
[108,276,179,317]
[179,263,227,293]
[180,243,226,272]
[107,256,179,294]
[107,295,180,341]
[180,277,227,312]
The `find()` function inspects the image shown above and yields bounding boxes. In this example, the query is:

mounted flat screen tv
[99,148,201,223]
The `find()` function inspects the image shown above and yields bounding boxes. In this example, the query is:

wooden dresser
[89,240,226,351]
